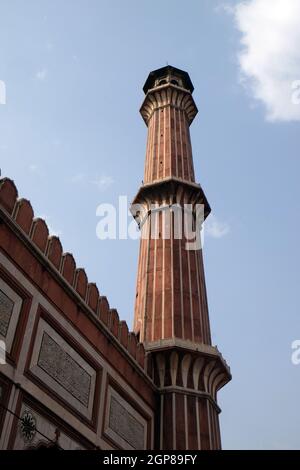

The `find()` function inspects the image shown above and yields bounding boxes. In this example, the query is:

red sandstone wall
[0,177,157,450]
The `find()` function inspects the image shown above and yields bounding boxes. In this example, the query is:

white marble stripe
[184,394,188,450]
[216,413,221,449]
[178,232,185,339]
[207,400,212,450]
[144,111,151,182]
[199,250,211,344]
[142,219,151,342]
[196,397,201,450]
[134,237,142,330]
[160,394,164,450]
[148,113,154,182]
[199,252,209,343]
[172,392,176,450]
[162,210,165,339]
[210,403,216,450]
[136,231,143,333]
[168,105,171,178]
[157,104,161,181]
[139,234,147,333]
[214,408,219,450]
[186,217,194,342]
[179,109,184,179]
[146,113,151,182]
[203,271,212,344]
[148,112,153,182]
[151,217,158,341]
[152,110,157,182]
[173,107,178,178]
[195,250,204,342]
[163,104,166,179]
[183,113,191,182]
[186,118,195,181]
[171,208,175,338]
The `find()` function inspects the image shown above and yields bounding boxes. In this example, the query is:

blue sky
[0,0,299,449]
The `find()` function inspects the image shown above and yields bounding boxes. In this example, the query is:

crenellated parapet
[0,177,146,370]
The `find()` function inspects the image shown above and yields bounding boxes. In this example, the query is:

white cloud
[205,215,230,239]
[36,68,47,81]
[71,173,114,191]
[0,80,6,104]
[214,3,235,15]
[92,175,114,191]
[232,0,300,122]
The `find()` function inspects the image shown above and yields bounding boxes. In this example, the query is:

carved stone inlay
[109,396,144,449]
[0,289,14,337]
[37,333,91,407]
[20,410,36,443]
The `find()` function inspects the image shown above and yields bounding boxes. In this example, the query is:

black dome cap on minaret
[143,65,194,94]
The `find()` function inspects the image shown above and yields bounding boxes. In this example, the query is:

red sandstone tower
[132,66,231,450]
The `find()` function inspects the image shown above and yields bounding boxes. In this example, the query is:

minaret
[131,66,231,450]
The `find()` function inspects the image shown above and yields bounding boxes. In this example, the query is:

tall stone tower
[131,66,231,450]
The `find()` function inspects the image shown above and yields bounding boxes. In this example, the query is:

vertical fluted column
[152,350,228,450]
[134,205,212,344]
[142,89,196,184]
[134,77,211,345]
[132,66,231,451]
